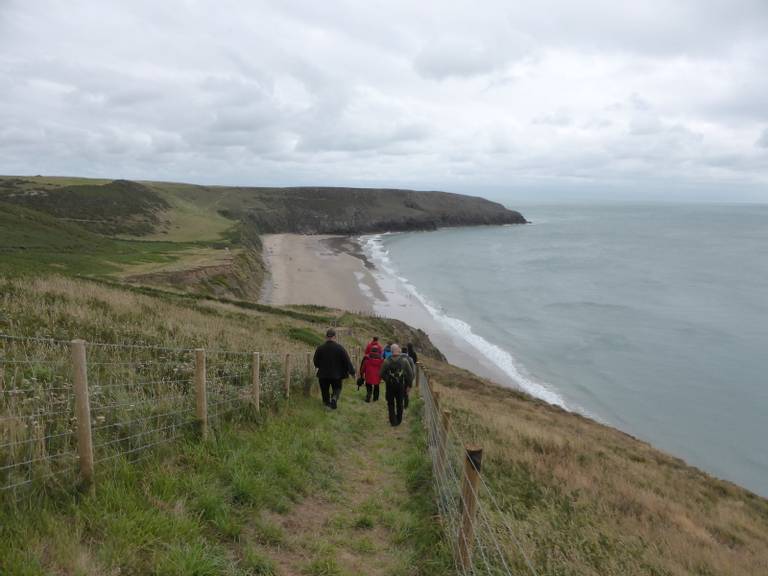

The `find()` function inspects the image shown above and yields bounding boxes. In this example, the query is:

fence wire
[418,366,539,576]
[1,335,309,498]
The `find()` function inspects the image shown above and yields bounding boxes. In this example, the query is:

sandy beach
[260,234,383,313]
[260,233,518,389]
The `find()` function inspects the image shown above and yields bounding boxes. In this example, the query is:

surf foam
[361,234,568,409]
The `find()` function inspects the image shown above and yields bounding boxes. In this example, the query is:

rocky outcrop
[215,187,527,235]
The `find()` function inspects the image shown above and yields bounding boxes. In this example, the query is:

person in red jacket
[364,336,380,355]
[360,339,384,403]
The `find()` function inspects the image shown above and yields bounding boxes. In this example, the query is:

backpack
[389,356,410,388]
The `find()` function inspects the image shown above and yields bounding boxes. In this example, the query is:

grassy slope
[0,275,447,576]
[424,360,768,575]
[2,275,767,574]
[0,203,200,277]
[3,178,768,574]
[2,395,448,576]
[0,178,170,236]
[0,197,256,300]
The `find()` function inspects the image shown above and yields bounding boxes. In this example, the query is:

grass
[288,327,326,347]
[0,178,169,235]
[0,398,344,575]
[423,359,768,575]
[135,183,236,243]
[3,190,768,574]
[0,202,202,277]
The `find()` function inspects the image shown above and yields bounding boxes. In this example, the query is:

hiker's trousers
[318,378,342,406]
[365,383,380,402]
[385,380,405,425]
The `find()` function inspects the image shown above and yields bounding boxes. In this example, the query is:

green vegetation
[425,360,768,575]
[0,178,168,235]
[3,175,768,574]
[0,203,200,277]
[1,174,526,303]
[0,274,449,575]
[287,327,325,347]
[1,399,345,575]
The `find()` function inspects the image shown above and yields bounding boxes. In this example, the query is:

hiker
[359,338,384,403]
[313,328,355,410]
[402,343,417,409]
[379,344,414,426]
[364,335,380,355]
[383,342,393,359]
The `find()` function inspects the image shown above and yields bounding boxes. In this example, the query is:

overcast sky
[2,1,768,201]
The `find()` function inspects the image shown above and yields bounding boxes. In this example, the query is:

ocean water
[361,203,768,497]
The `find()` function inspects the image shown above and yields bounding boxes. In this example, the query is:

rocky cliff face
[215,186,527,235]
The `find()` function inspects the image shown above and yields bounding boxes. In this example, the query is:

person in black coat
[313,328,355,409]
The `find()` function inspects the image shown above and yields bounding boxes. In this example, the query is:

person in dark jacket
[313,328,355,410]
[379,344,414,426]
[402,343,417,409]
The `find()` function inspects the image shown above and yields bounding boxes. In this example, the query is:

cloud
[0,0,767,198]
[757,129,768,148]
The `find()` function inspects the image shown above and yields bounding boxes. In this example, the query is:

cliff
[212,186,527,234]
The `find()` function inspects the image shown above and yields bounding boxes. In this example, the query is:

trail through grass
[0,390,449,576]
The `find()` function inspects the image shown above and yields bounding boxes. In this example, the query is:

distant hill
[208,185,527,234]
[0,175,526,299]
[0,178,169,235]
[0,176,527,238]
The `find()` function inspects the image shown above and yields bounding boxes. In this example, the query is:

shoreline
[259,234,382,314]
[259,232,522,392]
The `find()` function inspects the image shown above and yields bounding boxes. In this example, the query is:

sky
[1,0,768,202]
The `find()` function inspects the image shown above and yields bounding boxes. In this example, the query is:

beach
[259,232,518,389]
[260,234,382,314]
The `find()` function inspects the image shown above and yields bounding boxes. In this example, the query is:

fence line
[418,363,539,576]
[0,334,312,497]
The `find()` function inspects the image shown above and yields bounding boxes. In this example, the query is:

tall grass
[424,360,768,575]
[0,397,342,575]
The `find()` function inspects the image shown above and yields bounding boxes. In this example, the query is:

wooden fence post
[284,353,291,399]
[304,351,312,396]
[252,352,260,413]
[194,348,207,438]
[71,339,94,488]
[457,446,483,572]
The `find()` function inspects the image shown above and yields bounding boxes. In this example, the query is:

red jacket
[364,339,380,355]
[361,344,384,385]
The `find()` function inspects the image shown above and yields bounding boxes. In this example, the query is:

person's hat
[326,328,336,338]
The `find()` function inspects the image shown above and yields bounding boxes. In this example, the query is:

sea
[360,203,768,498]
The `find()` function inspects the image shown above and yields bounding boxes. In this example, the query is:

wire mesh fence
[1,335,310,499]
[418,364,539,576]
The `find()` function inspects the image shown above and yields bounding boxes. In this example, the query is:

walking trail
[246,388,422,576]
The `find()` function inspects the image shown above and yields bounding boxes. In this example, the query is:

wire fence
[1,334,312,498]
[418,364,539,576]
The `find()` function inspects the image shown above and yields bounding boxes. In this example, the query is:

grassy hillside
[424,360,768,575]
[1,175,527,239]
[1,274,767,574]
[3,176,767,574]
[0,178,169,235]
[0,203,198,277]
[1,174,526,302]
